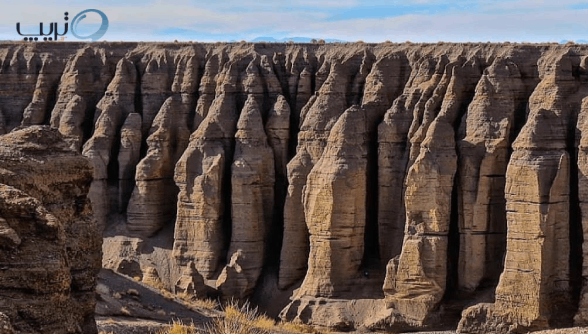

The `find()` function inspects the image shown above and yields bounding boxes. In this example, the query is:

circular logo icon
[71,9,109,41]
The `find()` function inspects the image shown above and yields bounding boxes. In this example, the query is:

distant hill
[560,39,588,44]
[250,36,347,43]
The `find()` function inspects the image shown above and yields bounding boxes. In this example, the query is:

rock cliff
[0,126,100,334]
[4,41,588,333]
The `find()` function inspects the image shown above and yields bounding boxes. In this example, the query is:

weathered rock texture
[216,95,275,298]
[0,126,100,334]
[5,42,588,333]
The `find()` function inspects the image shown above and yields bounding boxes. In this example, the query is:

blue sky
[3,0,588,42]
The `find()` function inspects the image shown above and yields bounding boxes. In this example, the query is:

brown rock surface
[7,42,588,333]
[217,95,275,298]
[279,51,366,289]
[118,113,143,212]
[83,57,137,230]
[455,56,525,292]
[296,105,368,298]
[0,126,99,334]
[175,262,207,298]
[576,96,588,326]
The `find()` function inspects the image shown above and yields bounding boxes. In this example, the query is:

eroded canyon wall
[2,41,588,333]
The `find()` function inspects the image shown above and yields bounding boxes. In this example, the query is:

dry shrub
[157,320,200,334]
[279,322,332,334]
[157,299,331,334]
[176,292,220,311]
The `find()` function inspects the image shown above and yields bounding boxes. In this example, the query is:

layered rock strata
[3,42,588,333]
[0,126,100,334]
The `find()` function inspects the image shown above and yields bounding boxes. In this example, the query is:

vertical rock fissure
[565,60,585,324]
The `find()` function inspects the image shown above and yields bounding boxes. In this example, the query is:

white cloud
[1,0,587,42]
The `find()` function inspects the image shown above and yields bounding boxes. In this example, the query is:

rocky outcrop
[382,57,482,326]
[127,51,197,236]
[216,96,275,298]
[279,52,365,289]
[296,105,368,298]
[459,50,587,333]
[50,47,115,151]
[83,57,137,230]
[174,262,207,298]
[7,42,588,333]
[118,113,142,212]
[0,126,99,334]
[575,95,588,325]
[456,57,525,292]
[377,55,448,265]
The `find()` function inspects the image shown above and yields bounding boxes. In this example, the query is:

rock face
[296,105,368,298]
[0,126,100,334]
[216,95,275,298]
[6,42,588,333]
[174,262,207,298]
[456,57,525,292]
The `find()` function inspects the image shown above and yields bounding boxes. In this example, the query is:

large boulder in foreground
[0,126,100,334]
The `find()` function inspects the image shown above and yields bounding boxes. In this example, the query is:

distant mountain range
[560,39,588,44]
[250,36,347,43]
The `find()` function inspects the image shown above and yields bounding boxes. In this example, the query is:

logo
[16,9,109,42]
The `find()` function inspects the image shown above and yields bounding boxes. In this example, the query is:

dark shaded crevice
[271,52,291,105]
[0,47,16,74]
[219,140,234,273]
[267,137,288,267]
[218,96,240,274]
[106,129,122,212]
[567,135,583,321]
[43,75,61,125]
[133,61,144,119]
[360,128,381,274]
[566,92,583,323]
[80,95,102,145]
[444,167,461,301]
[186,59,204,131]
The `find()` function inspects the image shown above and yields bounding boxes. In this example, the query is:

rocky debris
[0,126,99,334]
[142,266,163,287]
[175,262,207,297]
[216,251,250,299]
